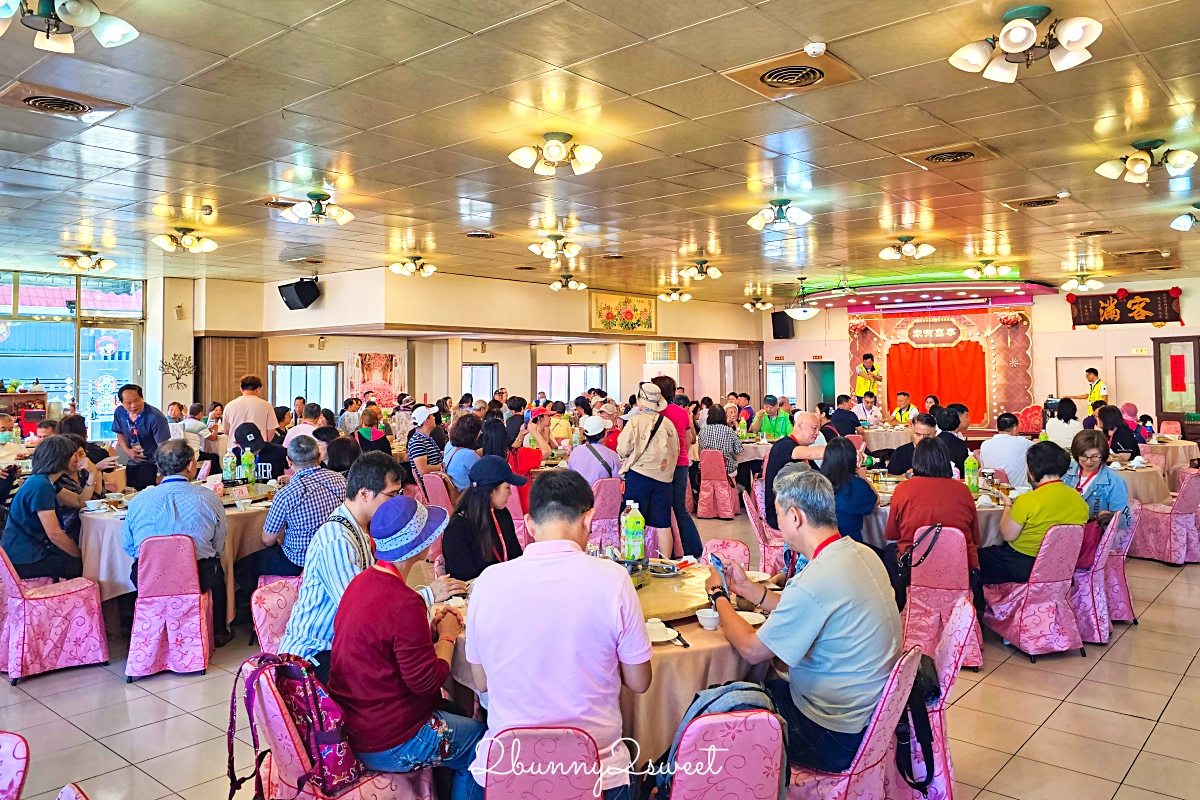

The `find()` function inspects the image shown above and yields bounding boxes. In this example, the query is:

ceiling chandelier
[549,273,586,292]
[1,1,138,52]
[508,133,602,177]
[1171,202,1200,232]
[151,228,217,254]
[963,259,1013,279]
[743,297,773,312]
[746,199,811,231]
[529,232,581,261]
[784,278,820,321]
[1096,139,1198,183]
[58,249,114,273]
[280,190,354,226]
[879,235,935,260]
[388,256,436,277]
[1061,266,1103,292]
[948,6,1101,83]
[658,287,691,303]
[681,258,722,281]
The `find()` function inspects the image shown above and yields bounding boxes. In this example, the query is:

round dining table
[1144,440,1200,491]
[862,428,912,451]
[1113,465,1172,505]
[736,441,773,463]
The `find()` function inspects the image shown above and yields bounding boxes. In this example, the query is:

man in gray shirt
[705,469,901,772]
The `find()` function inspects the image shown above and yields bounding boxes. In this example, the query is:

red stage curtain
[886,341,987,425]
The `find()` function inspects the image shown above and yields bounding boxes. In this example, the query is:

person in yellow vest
[1071,367,1108,406]
[891,392,916,424]
[854,353,883,402]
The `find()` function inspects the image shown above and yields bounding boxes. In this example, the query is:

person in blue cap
[441,455,528,581]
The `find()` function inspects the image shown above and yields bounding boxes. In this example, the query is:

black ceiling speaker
[771,310,795,339]
[278,277,320,310]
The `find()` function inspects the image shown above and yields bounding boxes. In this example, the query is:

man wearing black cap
[233,422,289,483]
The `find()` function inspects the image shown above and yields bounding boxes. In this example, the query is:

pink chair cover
[1138,445,1167,476]
[589,477,623,551]
[251,668,435,800]
[56,783,88,800]
[126,535,212,679]
[484,727,600,800]
[0,548,108,682]
[505,488,527,547]
[421,474,454,514]
[1069,515,1123,644]
[1161,420,1182,435]
[748,481,786,574]
[846,434,864,450]
[0,577,52,662]
[697,450,738,519]
[982,524,1085,657]
[701,538,751,571]
[673,711,785,798]
[1106,500,1142,623]
[251,577,302,656]
[1128,467,1200,564]
[0,732,28,800]
[992,468,1011,485]
[196,460,212,481]
[432,554,446,578]
[901,527,983,669]
[788,648,922,799]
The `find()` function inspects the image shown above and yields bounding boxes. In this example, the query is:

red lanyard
[812,534,841,560]
[489,509,509,564]
[1075,470,1097,495]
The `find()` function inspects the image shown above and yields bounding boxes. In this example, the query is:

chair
[1017,405,1044,434]
[421,473,455,514]
[250,576,302,656]
[846,434,864,450]
[57,784,88,800]
[697,449,738,519]
[0,576,52,664]
[701,538,751,571]
[505,487,527,548]
[126,536,213,681]
[484,727,600,800]
[249,667,436,800]
[0,548,108,684]
[900,526,983,669]
[1069,516,1124,645]
[983,524,1086,661]
[196,460,212,481]
[1161,420,1182,435]
[746,484,786,575]
[992,468,1011,485]
[1139,444,1168,476]
[1107,500,1142,625]
[589,477,623,551]
[0,732,28,800]
[673,711,785,798]
[788,648,922,799]
[1128,467,1200,565]
[887,599,978,800]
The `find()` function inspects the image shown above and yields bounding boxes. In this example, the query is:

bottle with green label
[222,452,236,482]
[1038,429,1049,442]
[623,501,645,561]
[964,451,979,492]
[241,450,256,484]
[737,418,747,440]
[862,454,877,469]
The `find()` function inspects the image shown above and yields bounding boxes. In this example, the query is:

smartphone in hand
[709,554,728,593]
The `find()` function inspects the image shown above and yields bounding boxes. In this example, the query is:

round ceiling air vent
[602,253,625,260]
[465,230,495,239]
[1019,198,1059,208]
[925,151,975,164]
[1078,229,1113,237]
[23,95,91,116]
[760,65,825,89]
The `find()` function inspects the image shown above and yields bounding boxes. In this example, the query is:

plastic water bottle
[737,418,747,440]
[221,452,236,482]
[624,502,645,561]
[1038,429,1049,442]
[965,451,979,492]
[241,450,256,484]
[571,431,581,448]
[618,502,631,558]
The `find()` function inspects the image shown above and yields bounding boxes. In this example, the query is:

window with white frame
[269,364,340,412]
[462,364,497,402]
[536,365,604,403]
[765,363,797,405]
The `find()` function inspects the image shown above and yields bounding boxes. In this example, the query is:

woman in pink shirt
[651,375,702,557]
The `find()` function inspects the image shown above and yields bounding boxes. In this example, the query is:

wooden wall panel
[195,337,269,407]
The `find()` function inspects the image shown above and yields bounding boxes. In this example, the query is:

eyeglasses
[1079,452,1103,462]
[380,488,401,498]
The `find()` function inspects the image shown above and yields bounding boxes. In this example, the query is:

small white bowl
[696,608,719,630]
[234,499,252,511]
[84,499,103,511]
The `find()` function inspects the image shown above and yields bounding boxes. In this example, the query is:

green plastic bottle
[737,418,747,440]
[623,501,645,561]
[1038,429,1049,442]
[241,450,256,484]
[964,451,979,492]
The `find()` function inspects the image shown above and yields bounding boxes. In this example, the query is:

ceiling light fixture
[879,235,936,260]
[681,258,722,281]
[658,287,691,303]
[58,249,114,273]
[279,190,354,226]
[528,232,582,261]
[784,277,821,321]
[1061,264,1104,292]
[151,227,217,254]
[963,259,1013,279]
[949,6,1101,83]
[549,273,586,292]
[7,1,139,52]
[508,132,602,177]
[1096,139,1198,183]
[743,297,773,312]
[1171,202,1200,232]
[746,199,811,231]
[388,256,436,277]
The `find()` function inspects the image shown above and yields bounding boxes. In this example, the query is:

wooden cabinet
[195,337,268,408]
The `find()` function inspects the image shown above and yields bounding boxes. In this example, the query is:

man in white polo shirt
[979,412,1033,489]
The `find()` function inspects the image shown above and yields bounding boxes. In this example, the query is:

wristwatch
[707,586,730,605]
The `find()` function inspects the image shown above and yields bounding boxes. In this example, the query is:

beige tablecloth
[862,502,1004,550]
[737,442,773,463]
[1145,441,1200,491]
[79,505,269,623]
[863,429,912,451]
[1114,466,1171,504]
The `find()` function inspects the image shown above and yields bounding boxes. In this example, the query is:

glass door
[79,323,141,440]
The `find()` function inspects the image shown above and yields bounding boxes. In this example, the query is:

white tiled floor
[8,515,1200,800]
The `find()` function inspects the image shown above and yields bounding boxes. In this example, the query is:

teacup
[84,499,103,511]
[645,617,669,638]
[105,492,124,503]
[696,608,719,631]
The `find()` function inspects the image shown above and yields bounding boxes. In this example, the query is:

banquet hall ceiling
[0,0,1198,305]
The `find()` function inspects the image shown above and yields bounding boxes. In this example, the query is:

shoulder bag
[896,523,942,589]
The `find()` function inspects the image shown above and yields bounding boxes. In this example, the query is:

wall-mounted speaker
[278,278,321,310]
[771,311,795,340]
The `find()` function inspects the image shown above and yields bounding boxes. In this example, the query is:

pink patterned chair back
[137,535,202,597]
[1107,500,1141,623]
[674,711,784,798]
[933,599,977,709]
[846,434,864,450]
[992,468,1010,485]
[421,474,454,513]
[484,727,600,800]
[505,487,527,547]
[1171,468,1200,515]
[699,449,729,479]
[903,527,983,668]
[1070,514,1123,644]
[0,548,25,604]
[1114,500,1141,557]
[0,733,28,800]
[701,538,751,571]
[592,477,623,520]
[698,450,738,519]
[743,490,785,575]
[251,578,301,656]
[1129,469,1200,564]
[56,784,88,800]
[751,477,784,539]
[1030,524,1086,583]
[1161,420,1182,435]
[196,460,212,481]
[1143,452,1167,476]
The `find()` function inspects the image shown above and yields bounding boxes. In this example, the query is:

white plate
[737,611,766,626]
[745,571,771,583]
[445,596,466,609]
[646,626,679,643]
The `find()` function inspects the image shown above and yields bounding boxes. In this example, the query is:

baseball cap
[234,423,267,452]
[529,407,550,420]
[581,416,613,437]
[370,496,449,562]
[468,455,527,488]
[412,406,436,426]
[764,395,779,406]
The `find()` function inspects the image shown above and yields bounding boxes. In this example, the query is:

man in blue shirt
[122,439,233,646]
[112,383,171,491]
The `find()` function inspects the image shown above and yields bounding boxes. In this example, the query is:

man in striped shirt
[278,451,466,683]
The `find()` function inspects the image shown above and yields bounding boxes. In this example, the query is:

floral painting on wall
[589,291,656,334]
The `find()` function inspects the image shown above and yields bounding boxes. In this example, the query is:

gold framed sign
[589,291,657,334]
[907,318,963,348]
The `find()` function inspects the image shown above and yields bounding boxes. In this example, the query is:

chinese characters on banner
[906,319,963,347]
[1171,353,1188,393]
[1069,289,1182,328]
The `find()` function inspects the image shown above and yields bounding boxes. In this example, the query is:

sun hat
[412,406,436,426]
[370,495,449,562]
[581,416,613,437]
[597,401,621,417]
[468,454,527,487]
[636,382,668,412]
